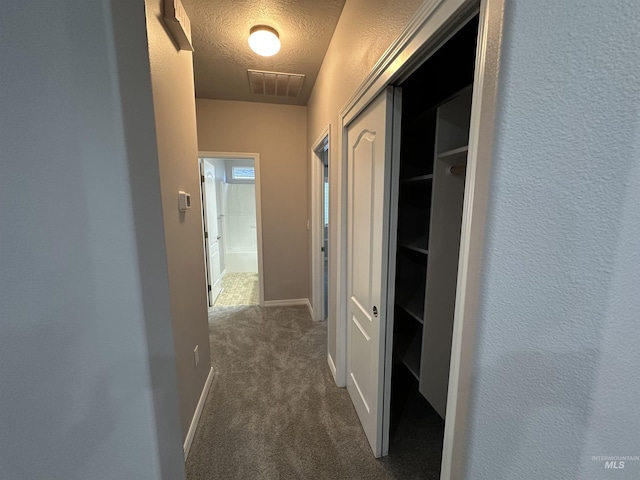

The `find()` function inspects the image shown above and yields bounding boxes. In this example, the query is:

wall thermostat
[178,191,191,211]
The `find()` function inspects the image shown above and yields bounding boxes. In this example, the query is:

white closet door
[345,88,395,457]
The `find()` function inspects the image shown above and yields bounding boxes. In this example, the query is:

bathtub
[224,250,258,273]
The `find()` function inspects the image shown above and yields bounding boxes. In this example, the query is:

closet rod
[448,165,466,176]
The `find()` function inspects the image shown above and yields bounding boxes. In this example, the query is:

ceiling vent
[247,69,305,98]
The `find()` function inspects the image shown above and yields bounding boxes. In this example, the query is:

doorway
[322,148,329,320]
[334,0,501,475]
[199,152,265,308]
[312,128,330,322]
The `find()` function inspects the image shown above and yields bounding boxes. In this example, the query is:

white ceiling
[182,0,346,106]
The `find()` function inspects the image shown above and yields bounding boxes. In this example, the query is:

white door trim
[334,0,506,475]
[199,151,265,306]
[339,0,479,126]
[311,125,330,322]
[441,1,505,477]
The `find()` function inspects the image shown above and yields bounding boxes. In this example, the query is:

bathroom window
[225,160,255,184]
[231,166,255,180]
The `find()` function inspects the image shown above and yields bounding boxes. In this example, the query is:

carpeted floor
[185,305,443,479]
[213,273,259,306]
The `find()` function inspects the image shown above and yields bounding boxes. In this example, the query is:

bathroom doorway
[199,152,264,308]
[311,128,330,321]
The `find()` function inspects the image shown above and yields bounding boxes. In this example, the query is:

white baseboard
[328,354,337,382]
[264,298,313,317]
[305,298,313,318]
[263,298,310,308]
[183,367,214,459]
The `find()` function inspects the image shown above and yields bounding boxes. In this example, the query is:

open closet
[385,14,479,472]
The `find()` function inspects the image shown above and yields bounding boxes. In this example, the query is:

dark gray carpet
[185,305,442,479]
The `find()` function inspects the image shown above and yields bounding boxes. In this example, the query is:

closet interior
[386,14,478,474]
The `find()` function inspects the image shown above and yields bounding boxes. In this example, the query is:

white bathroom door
[345,88,395,457]
[203,161,222,305]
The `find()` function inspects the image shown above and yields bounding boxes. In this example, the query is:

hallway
[185,306,441,479]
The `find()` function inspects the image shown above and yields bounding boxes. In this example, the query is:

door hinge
[208,285,212,291]
[321,247,325,252]
[201,175,205,183]
[204,231,208,239]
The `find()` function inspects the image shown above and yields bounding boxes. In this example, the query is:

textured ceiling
[182,0,346,106]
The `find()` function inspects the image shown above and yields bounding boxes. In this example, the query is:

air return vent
[247,69,305,98]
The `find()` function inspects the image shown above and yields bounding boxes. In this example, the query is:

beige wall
[306,0,423,368]
[145,0,212,440]
[196,99,309,302]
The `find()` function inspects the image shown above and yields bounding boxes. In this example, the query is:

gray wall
[465,1,640,478]
[0,1,184,479]
[145,0,212,440]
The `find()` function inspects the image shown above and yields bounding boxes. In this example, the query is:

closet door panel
[345,88,395,457]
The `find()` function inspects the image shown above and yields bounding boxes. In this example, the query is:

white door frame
[199,151,265,306]
[334,0,505,476]
[311,125,330,321]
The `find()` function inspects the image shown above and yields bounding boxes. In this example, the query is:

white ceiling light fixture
[248,25,281,57]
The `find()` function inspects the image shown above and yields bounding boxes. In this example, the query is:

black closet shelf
[399,242,429,255]
[392,351,420,381]
[393,329,422,380]
[398,232,429,255]
[401,355,421,381]
[401,174,433,183]
[396,296,425,324]
[437,145,468,163]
